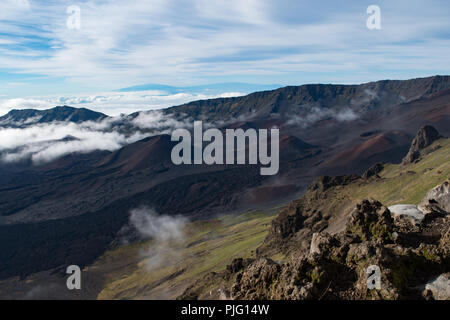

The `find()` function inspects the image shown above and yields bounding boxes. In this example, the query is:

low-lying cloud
[286,106,359,128]
[131,110,193,131]
[0,110,191,165]
[124,207,188,271]
[0,120,142,164]
[0,93,363,165]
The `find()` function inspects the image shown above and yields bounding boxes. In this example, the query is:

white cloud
[0,0,448,89]
[0,109,193,164]
[0,91,245,116]
[131,110,191,131]
[124,207,188,271]
[334,108,358,122]
[286,106,359,128]
[0,120,145,164]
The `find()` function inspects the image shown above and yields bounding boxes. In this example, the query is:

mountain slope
[179,129,449,300]
[165,75,450,123]
[0,106,108,128]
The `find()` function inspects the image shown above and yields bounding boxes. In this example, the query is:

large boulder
[309,232,334,255]
[388,204,425,222]
[419,180,450,214]
[230,258,282,300]
[424,273,450,300]
[346,199,395,242]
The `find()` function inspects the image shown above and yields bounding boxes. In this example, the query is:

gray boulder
[418,180,450,214]
[424,274,450,300]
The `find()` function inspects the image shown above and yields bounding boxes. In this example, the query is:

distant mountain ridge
[0,106,107,127]
[1,75,449,128]
[164,75,450,122]
[116,82,282,94]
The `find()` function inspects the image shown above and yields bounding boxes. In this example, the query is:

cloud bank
[0,110,191,164]
[125,207,188,271]
[0,91,245,117]
[0,121,143,164]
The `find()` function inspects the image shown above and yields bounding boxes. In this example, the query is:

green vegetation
[95,210,276,299]
[316,139,449,227]
[356,139,450,206]
[307,267,325,284]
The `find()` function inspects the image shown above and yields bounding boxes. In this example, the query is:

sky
[0,0,449,115]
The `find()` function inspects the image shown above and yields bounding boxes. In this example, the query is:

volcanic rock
[402,126,443,165]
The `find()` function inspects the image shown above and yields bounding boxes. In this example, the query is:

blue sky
[0,0,449,113]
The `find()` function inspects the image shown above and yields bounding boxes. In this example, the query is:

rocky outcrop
[261,175,359,255]
[308,175,360,193]
[402,125,443,165]
[346,199,395,242]
[388,180,449,223]
[362,163,384,179]
[228,198,449,300]
[226,258,253,274]
[229,165,450,300]
[179,186,449,300]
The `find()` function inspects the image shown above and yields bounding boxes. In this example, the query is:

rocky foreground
[232,194,448,300]
[180,127,449,300]
[181,182,449,300]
